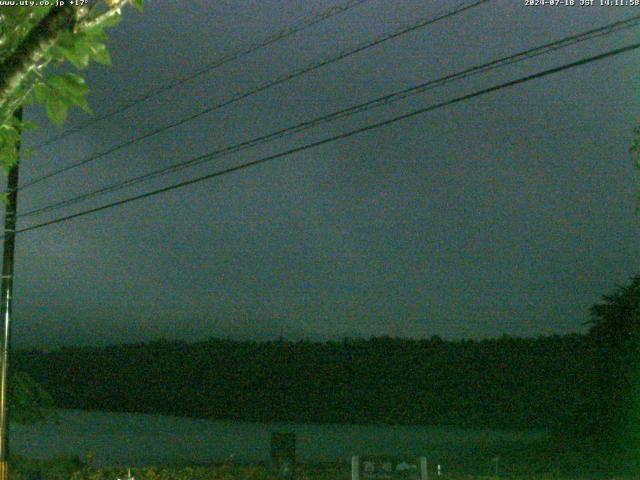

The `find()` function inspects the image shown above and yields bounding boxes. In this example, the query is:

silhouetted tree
[579,276,640,462]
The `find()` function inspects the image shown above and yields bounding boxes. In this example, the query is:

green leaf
[33,83,49,104]
[130,0,144,12]
[47,73,88,98]
[83,27,108,42]
[68,94,93,115]
[55,30,76,49]
[46,46,66,64]
[100,11,122,28]
[45,74,92,115]
[45,96,68,126]
[0,123,19,139]
[9,371,57,425]
[0,141,18,170]
[69,33,113,66]
[56,45,90,69]
[87,41,111,66]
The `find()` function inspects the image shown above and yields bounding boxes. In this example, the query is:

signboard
[352,456,427,480]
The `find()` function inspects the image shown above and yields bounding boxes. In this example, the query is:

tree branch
[0,0,135,122]
[0,4,77,113]
[79,0,129,31]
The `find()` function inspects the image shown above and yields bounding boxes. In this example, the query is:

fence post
[420,457,427,480]
[351,456,359,480]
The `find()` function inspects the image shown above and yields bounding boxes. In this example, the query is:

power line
[32,0,372,150]
[14,41,640,236]
[19,13,640,219]
[20,0,491,191]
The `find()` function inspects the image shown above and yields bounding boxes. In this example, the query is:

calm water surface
[9,410,546,467]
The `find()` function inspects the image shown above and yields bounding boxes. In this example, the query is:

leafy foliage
[69,465,281,480]
[587,276,640,346]
[630,127,640,213]
[11,450,632,480]
[34,73,92,126]
[576,277,640,445]
[0,1,143,170]
[10,455,84,480]
[9,370,56,425]
[0,116,24,170]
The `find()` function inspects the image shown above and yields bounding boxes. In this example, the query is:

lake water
[9,410,547,467]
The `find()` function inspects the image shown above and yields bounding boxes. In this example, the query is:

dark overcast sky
[4,0,640,347]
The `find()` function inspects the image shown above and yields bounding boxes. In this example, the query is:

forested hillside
[13,335,584,429]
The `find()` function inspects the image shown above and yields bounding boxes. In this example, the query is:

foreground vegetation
[8,435,640,480]
[7,458,640,480]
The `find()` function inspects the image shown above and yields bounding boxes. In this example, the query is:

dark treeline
[13,333,586,430]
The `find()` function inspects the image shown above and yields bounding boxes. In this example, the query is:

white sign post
[351,456,427,480]
[352,456,360,480]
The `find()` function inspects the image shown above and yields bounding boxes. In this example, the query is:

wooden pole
[0,108,22,480]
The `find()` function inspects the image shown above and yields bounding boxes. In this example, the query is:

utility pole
[0,108,22,480]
